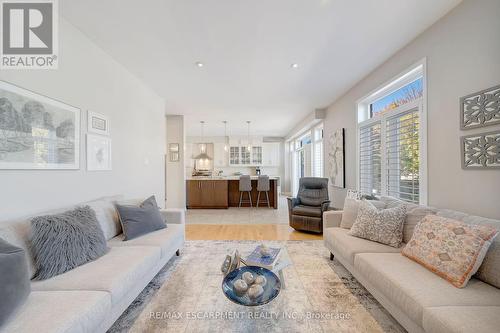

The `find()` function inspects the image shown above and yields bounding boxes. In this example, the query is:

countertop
[186,176,280,180]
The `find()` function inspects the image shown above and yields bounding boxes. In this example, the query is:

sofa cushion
[31,246,161,304]
[379,195,417,210]
[31,206,109,280]
[0,290,111,333]
[292,205,322,217]
[422,306,500,333]
[324,228,401,265]
[437,209,500,288]
[354,253,500,326]
[340,198,386,229]
[0,238,30,325]
[349,200,407,247]
[84,195,123,240]
[404,205,438,243]
[108,224,184,259]
[0,195,124,279]
[0,218,37,279]
[402,215,497,288]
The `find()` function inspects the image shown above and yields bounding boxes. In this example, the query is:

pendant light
[194,121,212,160]
[223,121,228,152]
[246,120,252,152]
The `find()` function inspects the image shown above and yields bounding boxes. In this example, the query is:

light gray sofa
[323,199,500,333]
[0,195,185,333]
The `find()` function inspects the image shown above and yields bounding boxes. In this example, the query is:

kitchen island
[186,176,279,209]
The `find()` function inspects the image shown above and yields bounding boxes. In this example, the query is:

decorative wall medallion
[460,84,500,129]
[461,130,500,169]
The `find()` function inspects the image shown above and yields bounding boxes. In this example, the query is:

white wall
[324,0,500,218]
[166,115,186,209]
[0,18,166,220]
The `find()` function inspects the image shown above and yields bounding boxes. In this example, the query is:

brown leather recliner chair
[287,177,330,233]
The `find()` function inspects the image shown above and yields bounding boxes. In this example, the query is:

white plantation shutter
[314,141,323,177]
[386,108,420,203]
[359,122,381,195]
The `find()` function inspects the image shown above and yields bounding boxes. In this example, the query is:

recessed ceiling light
[195,62,204,67]
[291,63,299,69]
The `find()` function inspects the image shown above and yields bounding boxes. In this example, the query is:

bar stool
[238,175,253,207]
[256,175,270,208]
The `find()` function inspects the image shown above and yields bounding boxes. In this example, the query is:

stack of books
[245,245,281,270]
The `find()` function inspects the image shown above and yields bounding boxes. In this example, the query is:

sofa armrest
[323,210,343,231]
[159,208,185,225]
[320,200,331,213]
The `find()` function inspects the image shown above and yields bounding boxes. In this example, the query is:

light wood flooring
[185,195,322,241]
[185,224,322,240]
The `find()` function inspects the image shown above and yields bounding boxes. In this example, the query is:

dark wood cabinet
[186,180,228,208]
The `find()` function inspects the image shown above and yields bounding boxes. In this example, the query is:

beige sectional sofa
[323,201,500,333]
[0,195,185,333]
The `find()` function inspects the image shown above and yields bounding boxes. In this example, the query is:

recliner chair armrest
[287,197,300,211]
[323,210,343,231]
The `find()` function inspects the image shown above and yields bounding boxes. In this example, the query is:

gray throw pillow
[115,195,166,241]
[0,237,30,325]
[30,206,108,280]
[348,200,407,247]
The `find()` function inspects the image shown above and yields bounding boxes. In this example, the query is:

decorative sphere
[247,284,264,299]
[233,279,248,296]
[242,271,256,285]
[260,245,271,257]
[254,275,267,287]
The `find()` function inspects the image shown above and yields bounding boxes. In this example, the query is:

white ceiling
[61,0,461,137]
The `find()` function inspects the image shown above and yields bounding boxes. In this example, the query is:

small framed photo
[87,134,112,171]
[87,110,109,135]
[169,143,180,162]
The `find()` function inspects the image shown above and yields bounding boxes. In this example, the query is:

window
[359,122,381,195]
[370,78,423,117]
[357,61,426,204]
[313,125,324,177]
[386,109,420,203]
[288,124,322,195]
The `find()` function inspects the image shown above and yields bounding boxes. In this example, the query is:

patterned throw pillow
[402,215,498,288]
[341,198,387,229]
[348,200,407,247]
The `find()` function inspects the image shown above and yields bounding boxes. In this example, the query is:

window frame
[287,122,324,195]
[356,59,428,205]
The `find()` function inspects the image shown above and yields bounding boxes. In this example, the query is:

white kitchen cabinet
[262,142,280,166]
[214,143,228,167]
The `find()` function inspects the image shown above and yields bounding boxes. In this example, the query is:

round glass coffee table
[222,265,281,306]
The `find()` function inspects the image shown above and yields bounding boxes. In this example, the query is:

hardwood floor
[185,224,323,241]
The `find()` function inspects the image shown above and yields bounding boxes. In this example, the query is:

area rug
[108,240,405,333]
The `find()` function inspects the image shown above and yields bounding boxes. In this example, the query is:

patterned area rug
[108,240,405,333]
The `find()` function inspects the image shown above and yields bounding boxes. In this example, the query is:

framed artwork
[461,130,500,169]
[87,110,109,135]
[328,128,345,188]
[460,84,500,130]
[169,143,180,162]
[0,80,80,169]
[86,134,112,171]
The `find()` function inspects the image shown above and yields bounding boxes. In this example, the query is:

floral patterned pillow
[402,215,498,288]
[348,200,407,248]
